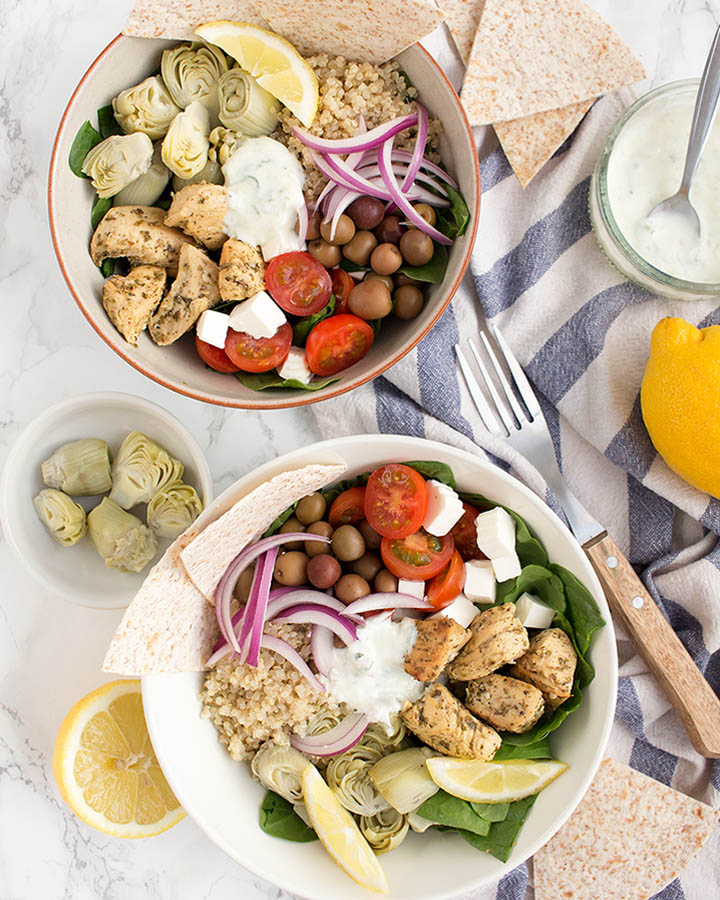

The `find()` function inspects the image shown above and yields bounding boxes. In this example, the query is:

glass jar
[589,79,720,301]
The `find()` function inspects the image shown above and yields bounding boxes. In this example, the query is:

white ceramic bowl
[49,36,480,410]
[0,391,213,609]
[142,434,617,900]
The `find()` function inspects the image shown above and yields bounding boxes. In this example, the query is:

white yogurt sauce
[324,616,423,729]
[606,91,720,283]
[223,136,305,258]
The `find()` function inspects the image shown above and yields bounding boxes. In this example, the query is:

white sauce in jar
[324,616,423,729]
[223,136,305,258]
[606,91,720,283]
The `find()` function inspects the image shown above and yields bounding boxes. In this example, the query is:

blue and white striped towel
[311,88,720,899]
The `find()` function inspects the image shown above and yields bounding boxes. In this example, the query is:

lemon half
[426,757,567,804]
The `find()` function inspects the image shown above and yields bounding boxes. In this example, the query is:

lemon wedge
[302,764,388,893]
[53,680,185,838]
[196,21,318,127]
[426,757,567,804]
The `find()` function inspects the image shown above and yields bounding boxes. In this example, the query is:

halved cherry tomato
[265,251,332,316]
[451,502,486,561]
[305,314,374,376]
[195,335,241,373]
[426,550,466,609]
[364,464,428,538]
[330,268,354,315]
[329,486,366,527]
[224,323,292,373]
[381,529,454,580]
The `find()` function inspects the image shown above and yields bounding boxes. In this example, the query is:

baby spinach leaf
[549,563,606,659]
[457,794,538,862]
[398,242,448,283]
[237,372,340,392]
[91,194,113,230]
[493,735,552,761]
[471,801,510,823]
[259,791,317,842]
[97,104,123,139]
[263,501,300,537]
[458,492,548,567]
[436,184,470,240]
[68,120,102,178]
[418,790,491,836]
[339,258,366,274]
[293,295,336,346]
[403,460,455,488]
[100,258,118,277]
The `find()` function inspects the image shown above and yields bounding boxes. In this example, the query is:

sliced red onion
[234,549,269,661]
[290,712,368,756]
[311,624,335,676]
[355,162,450,198]
[206,643,232,667]
[246,546,278,667]
[323,187,362,239]
[343,592,434,616]
[266,589,352,621]
[261,634,325,693]
[296,202,308,245]
[292,114,418,155]
[272,603,358,646]
[402,103,428,193]
[392,149,459,188]
[314,178,335,211]
[311,151,388,199]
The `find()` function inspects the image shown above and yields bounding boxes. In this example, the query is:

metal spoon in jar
[646,26,720,236]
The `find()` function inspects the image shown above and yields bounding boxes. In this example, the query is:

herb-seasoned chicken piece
[446,603,529,681]
[218,238,266,302]
[510,628,577,710]
[164,183,228,251]
[149,244,220,346]
[102,265,166,345]
[90,206,196,275]
[401,684,501,760]
[465,674,545,733]
[404,617,471,683]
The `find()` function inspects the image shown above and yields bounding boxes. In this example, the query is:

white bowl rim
[142,433,618,900]
[0,390,214,608]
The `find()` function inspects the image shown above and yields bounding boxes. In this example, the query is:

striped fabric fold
[311,87,719,899]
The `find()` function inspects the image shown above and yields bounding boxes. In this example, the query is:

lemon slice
[53,680,185,838]
[196,21,319,127]
[426,757,567,804]
[302,764,388,894]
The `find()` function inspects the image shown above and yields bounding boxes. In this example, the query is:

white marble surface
[0,1,718,898]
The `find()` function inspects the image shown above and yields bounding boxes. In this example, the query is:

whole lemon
[641,317,720,497]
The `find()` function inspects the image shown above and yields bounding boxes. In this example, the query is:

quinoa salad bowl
[48,32,480,410]
[137,435,617,900]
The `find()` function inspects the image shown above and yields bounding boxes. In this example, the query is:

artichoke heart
[109,431,184,509]
[112,75,181,140]
[361,716,409,755]
[41,438,112,496]
[115,143,170,206]
[209,126,244,166]
[325,741,390,816]
[87,497,157,573]
[369,747,438,814]
[359,808,409,855]
[162,101,210,180]
[217,67,280,136]
[161,41,228,118]
[147,483,203,538]
[82,133,154,199]
[172,158,223,192]
[251,741,309,804]
[33,489,87,546]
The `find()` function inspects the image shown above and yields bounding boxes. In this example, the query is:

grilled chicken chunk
[149,244,220,346]
[102,265,166,345]
[404,617,471,683]
[402,684,501,759]
[446,603,529,681]
[218,239,266,302]
[465,674,545,733]
[164,183,228,251]
[90,206,196,275]
[510,628,577,710]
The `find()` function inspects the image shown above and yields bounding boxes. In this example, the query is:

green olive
[374,569,398,593]
[400,229,434,266]
[348,280,392,320]
[331,524,366,561]
[308,238,342,268]
[305,520,333,557]
[279,516,304,550]
[365,272,394,292]
[351,552,383,581]
[343,230,377,266]
[370,242,403,275]
[335,573,371,603]
[412,203,437,226]
[320,213,356,246]
[307,553,342,590]
[359,520,382,550]
[274,551,310,586]
[393,285,424,320]
[233,563,255,604]
[296,491,327,525]
[306,211,322,240]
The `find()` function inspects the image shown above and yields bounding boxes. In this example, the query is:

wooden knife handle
[584,532,720,758]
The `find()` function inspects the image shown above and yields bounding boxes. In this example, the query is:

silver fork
[456,323,720,758]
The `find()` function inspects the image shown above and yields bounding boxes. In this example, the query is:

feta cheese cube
[475,507,516,558]
[277,347,313,385]
[228,291,287,339]
[429,592,478,628]
[515,592,555,629]
[422,480,464,536]
[491,552,522,583]
[397,578,425,600]
[463,559,496,603]
[196,309,230,349]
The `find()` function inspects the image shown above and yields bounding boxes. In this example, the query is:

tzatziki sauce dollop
[222,136,305,260]
[324,615,423,729]
[606,90,720,283]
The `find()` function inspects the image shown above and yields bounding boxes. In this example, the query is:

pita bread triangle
[438,0,486,66]
[124,0,267,40]
[460,0,644,126]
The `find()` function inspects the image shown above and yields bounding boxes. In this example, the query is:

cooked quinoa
[200,622,337,761]
[275,54,443,203]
